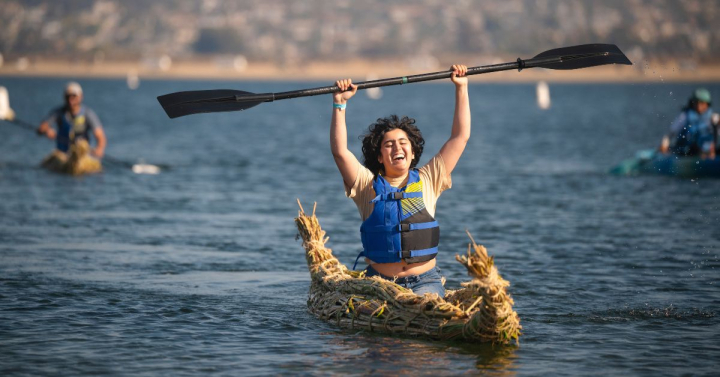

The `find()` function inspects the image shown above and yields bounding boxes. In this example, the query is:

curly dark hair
[361,115,425,176]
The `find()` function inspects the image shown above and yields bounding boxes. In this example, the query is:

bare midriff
[367,257,436,278]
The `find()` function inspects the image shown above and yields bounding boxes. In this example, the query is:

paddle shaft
[259,55,563,103]
[2,117,131,167]
[5,116,46,132]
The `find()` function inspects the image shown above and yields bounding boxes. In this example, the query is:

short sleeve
[417,153,452,217]
[419,153,452,194]
[85,108,103,131]
[668,112,687,135]
[346,164,376,220]
[43,107,61,125]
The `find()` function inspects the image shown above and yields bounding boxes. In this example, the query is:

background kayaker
[659,88,715,158]
[37,82,107,159]
[330,64,470,296]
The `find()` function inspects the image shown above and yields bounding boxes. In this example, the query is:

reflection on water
[321,332,518,375]
[457,342,519,375]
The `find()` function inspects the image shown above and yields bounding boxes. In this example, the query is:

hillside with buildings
[1,0,718,80]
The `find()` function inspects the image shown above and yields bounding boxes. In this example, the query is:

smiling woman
[329,64,471,295]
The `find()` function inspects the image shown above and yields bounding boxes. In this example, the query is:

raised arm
[330,79,360,188]
[438,65,470,174]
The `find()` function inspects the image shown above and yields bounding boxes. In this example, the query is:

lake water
[1,76,718,376]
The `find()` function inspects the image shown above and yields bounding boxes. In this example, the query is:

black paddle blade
[532,44,632,70]
[157,89,271,119]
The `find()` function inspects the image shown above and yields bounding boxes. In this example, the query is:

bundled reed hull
[40,140,102,176]
[295,202,521,344]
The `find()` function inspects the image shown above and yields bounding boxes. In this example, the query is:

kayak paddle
[0,86,162,174]
[157,43,632,119]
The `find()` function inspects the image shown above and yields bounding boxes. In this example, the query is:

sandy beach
[2,57,720,83]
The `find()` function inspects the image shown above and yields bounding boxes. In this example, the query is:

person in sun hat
[37,81,107,158]
[660,88,716,158]
[329,64,471,296]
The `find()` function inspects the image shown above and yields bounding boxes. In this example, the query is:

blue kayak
[610,149,720,178]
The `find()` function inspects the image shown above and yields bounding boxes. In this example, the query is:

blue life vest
[673,108,714,156]
[354,169,440,269]
[56,106,90,153]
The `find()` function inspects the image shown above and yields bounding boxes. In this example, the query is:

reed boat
[40,139,102,176]
[295,202,521,344]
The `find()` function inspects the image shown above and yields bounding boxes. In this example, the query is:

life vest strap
[399,221,438,232]
[400,246,438,259]
[352,251,366,270]
[361,220,438,233]
[356,246,439,267]
[370,191,423,203]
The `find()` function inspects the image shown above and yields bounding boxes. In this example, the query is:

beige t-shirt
[345,153,452,220]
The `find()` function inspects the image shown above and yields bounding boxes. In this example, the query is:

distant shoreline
[2,58,720,83]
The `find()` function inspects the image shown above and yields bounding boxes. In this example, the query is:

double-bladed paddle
[157,43,632,119]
